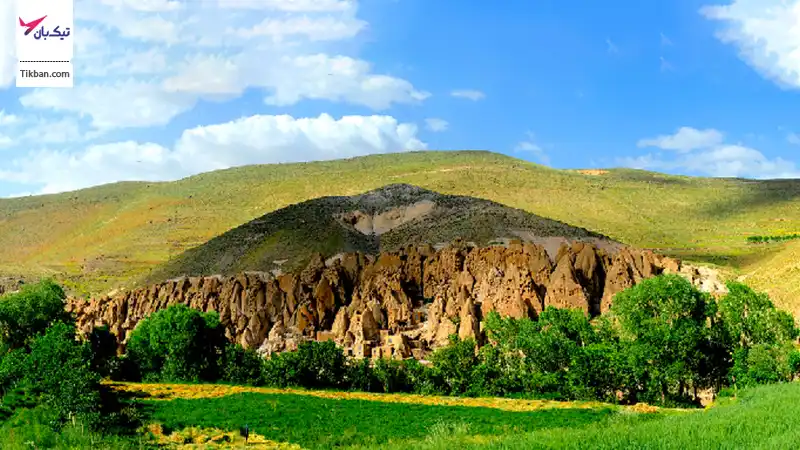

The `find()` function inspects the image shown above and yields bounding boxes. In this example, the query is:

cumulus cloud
[424,118,449,132]
[637,127,724,152]
[0,110,18,126]
[624,126,800,179]
[0,114,427,195]
[2,0,429,130]
[0,0,14,88]
[514,133,550,165]
[0,0,432,195]
[450,89,485,101]
[701,0,800,89]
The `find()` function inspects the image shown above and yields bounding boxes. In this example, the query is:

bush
[0,279,71,351]
[731,343,795,387]
[88,325,120,378]
[345,358,380,392]
[717,282,797,349]
[219,344,264,386]
[262,340,349,389]
[372,358,414,393]
[428,336,478,396]
[1,322,102,429]
[124,304,226,382]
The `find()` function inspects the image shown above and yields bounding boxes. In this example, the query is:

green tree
[609,274,712,405]
[262,340,350,389]
[0,322,102,429]
[731,343,795,387]
[125,304,226,382]
[88,325,120,378]
[717,282,797,349]
[715,282,798,389]
[428,336,478,396]
[219,344,264,386]
[0,280,72,352]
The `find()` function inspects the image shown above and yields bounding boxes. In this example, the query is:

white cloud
[230,16,367,41]
[0,0,15,88]
[701,0,800,89]
[660,32,673,46]
[0,115,87,149]
[424,118,448,132]
[100,0,184,12]
[217,0,356,12]
[450,89,485,101]
[5,0,428,129]
[0,113,427,195]
[20,82,197,129]
[0,110,18,126]
[514,133,550,165]
[637,127,724,152]
[160,53,429,109]
[788,132,800,145]
[624,126,800,179]
[0,0,433,195]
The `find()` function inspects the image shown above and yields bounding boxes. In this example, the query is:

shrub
[468,343,526,397]
[219,344,264,386]
[2,322,102,429]
[124,305,226,382]
[717,282,798,349]
[428,336,478,396]
[262,340,349,389]
[731,343,795,387]
[372,358,414,393]
[345,358,380,392]
[0,279,71,351]
[88,325,120,378]
[403,359,440,395]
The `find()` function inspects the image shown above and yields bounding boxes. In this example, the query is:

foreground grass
[3,150,800,308]
[369,383,800,449]
[109,381,617,412]
[141,392,617,449]
[0,407,150,450]
[113,382,675,449]
[12,381,800,449]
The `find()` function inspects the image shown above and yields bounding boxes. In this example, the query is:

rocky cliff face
[66,240,724,360]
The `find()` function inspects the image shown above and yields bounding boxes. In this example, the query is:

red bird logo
[19,16,47,36]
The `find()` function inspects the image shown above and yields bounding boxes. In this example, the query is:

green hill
[1,150,799,312]
[146,183,612,282]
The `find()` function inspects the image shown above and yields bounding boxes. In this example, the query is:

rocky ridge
[66,241,726,360]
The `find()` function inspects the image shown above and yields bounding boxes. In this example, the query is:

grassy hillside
[147,183,609,282]
[1,150,799,310]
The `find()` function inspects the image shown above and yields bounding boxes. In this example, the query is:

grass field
[2,150,800,312]
[116,382,644,449]
[104,381,800,449]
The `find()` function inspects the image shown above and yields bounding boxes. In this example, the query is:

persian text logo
[15,0,74,88]
[19,15,71,40]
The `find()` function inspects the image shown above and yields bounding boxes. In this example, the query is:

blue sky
[1,0,800,197]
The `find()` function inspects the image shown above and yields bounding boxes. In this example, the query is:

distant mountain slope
[1,150,800,312]
[147,184,615,282]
